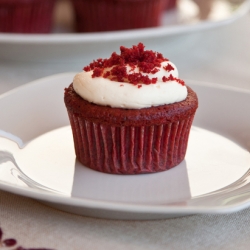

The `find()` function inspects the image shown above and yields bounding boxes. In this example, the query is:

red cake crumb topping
[162,74,185,86]
[83,43,185,86]
[164,63,175,72]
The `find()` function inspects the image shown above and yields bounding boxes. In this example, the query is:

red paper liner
[71,0,167,32]
[0,0,56,33]
[67,111,195,174]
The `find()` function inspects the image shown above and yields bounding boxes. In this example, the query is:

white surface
[0,0,249,63]
[0,73,250,220]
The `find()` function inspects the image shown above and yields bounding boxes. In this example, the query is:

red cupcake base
[65,79,198,175]
[0,0,56,33]
[67,111,195,174]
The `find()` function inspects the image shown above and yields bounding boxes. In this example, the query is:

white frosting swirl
[73,61,187,109]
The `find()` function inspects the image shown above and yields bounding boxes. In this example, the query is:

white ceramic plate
[0,73,250,220]
[0,0,249,63]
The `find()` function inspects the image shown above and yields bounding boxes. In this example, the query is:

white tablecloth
[0,13,250,250]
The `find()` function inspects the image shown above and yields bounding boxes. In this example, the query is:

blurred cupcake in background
[0,0,56,33]
[70,0,168,32]
[164,0,177,10]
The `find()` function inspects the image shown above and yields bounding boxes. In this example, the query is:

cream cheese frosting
[73,43,187,109]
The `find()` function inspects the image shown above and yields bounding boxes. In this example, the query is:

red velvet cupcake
[70,0,167,32]
[0,0,56,33]
[64,43,198,174]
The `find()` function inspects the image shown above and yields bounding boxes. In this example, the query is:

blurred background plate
[0,0,249,65]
